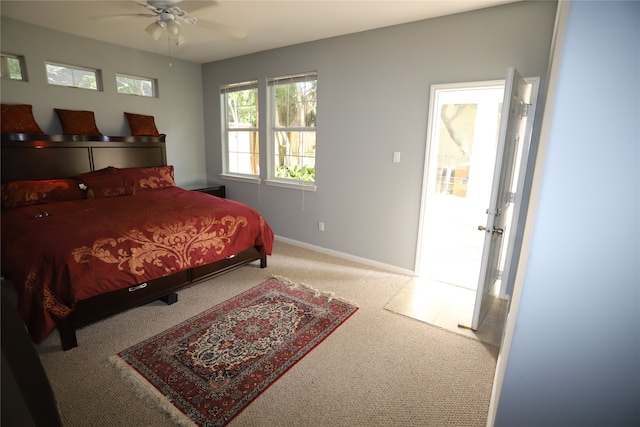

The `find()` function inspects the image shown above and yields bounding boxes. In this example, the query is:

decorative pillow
[1,104,45,134]
[124,112,160,137]
[54,108,102,136]
[78,167,131,199]
[121,165,176,193]
[1,178,85,209]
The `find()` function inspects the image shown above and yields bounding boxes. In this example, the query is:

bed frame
[1,133,267,350]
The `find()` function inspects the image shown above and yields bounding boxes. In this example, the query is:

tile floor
[385,277,508,347]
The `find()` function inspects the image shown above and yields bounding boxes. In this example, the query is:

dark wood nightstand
[182,183,226,198]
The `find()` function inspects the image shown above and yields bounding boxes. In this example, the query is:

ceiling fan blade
[92,13,158,21]
[174,1,218,14]
[129,0,158,13]
[196,18,246,39]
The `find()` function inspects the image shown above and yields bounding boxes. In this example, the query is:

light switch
[393,151,401,163]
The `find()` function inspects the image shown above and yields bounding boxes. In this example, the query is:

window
[221,80,259,177]
[45,61,100,90]
[116,73,156,97]
[268,72,317,184]
[1,53,26,81]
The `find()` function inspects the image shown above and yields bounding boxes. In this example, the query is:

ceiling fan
[137,0,207,45]
[131,0,244,46]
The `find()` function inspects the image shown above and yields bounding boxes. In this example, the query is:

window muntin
[221,81,259,176]
[269,72,317,183]
[45,61,100,90]
[116,73,156,97]
[1,53,26,81]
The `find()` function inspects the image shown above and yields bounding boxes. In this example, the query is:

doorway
[386,72,538,345]
[388,79,522,345]
[386,81,509,345]
[419,82,506,293]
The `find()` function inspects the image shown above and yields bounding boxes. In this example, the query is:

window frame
[1,53,27,81]
[116,73,157,98]
[267,71,318,191]
[45,61,102,91]
[220,80,260,180]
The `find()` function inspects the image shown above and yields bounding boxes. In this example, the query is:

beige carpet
[32,241,499,426]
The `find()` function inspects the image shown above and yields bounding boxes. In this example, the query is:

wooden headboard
[1,133,167,183]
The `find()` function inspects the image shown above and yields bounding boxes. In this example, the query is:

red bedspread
[1,187,273,343]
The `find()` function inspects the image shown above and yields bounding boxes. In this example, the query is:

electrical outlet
[393,151,401,163]
[318,222,325,231]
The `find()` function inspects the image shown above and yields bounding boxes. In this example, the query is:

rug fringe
[272,275,360,307]
[109,355,197,427]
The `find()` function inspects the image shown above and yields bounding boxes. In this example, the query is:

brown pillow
[1,104,45,134]
[54,108,102,136]
[1,178,85,209]
[121,165,175,193]
[124,112,160,136]
[78,167,131,199]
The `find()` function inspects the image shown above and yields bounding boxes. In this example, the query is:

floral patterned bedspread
[1,187,274,343]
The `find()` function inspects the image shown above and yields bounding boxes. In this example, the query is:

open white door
[470,67,531,331]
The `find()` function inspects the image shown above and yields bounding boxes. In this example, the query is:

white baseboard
[274,235,415,277]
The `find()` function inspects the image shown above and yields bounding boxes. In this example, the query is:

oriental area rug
[110,276,358,427]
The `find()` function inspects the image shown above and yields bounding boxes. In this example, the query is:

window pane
[227,87,257,127]
[73,69,97,90]
[273,130,316,182]
[116,74,155,97]
[227,130,259,175]
[273,80,317,128]
[46,62,99,90]
[47,64,73,86]
[270,73,317,183]
[1,54,25,80]
[222,82,259,176]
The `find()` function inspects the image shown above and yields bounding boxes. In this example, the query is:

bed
[1,132,274,351]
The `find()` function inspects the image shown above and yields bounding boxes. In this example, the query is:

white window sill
[220,173,261,184]
[265,179,316,192]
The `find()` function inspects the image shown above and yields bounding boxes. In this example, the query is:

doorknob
[478,225,490,232]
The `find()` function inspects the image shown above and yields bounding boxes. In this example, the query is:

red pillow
[1,178,85,209]
[54,108,102,136]
[121,165,175,193]
[1,104,45,134]
[78,167,131,199]
[124,112,160,137]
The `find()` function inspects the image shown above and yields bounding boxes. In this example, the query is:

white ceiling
[1,0,519,64]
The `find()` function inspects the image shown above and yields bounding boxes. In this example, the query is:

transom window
[45,61,100,90]
[221,80,259,176]
[268,72,317,184]
[1,53,26,81]
[116,73,156,97]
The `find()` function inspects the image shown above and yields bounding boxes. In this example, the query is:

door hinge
[508,191,516,203]
[519,102,531,118]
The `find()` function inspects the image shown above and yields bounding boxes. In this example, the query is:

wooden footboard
[56,246,267,351]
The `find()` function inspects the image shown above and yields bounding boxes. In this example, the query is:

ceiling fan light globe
[166,20,181,37]
[144,21,163,40]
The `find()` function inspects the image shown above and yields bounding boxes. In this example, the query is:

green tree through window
[45,62,99,90]
[270,72,317,183]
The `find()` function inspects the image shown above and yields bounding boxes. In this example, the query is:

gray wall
[0,17,207,186]
[495,1,640,425]
[202,1,557,271]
